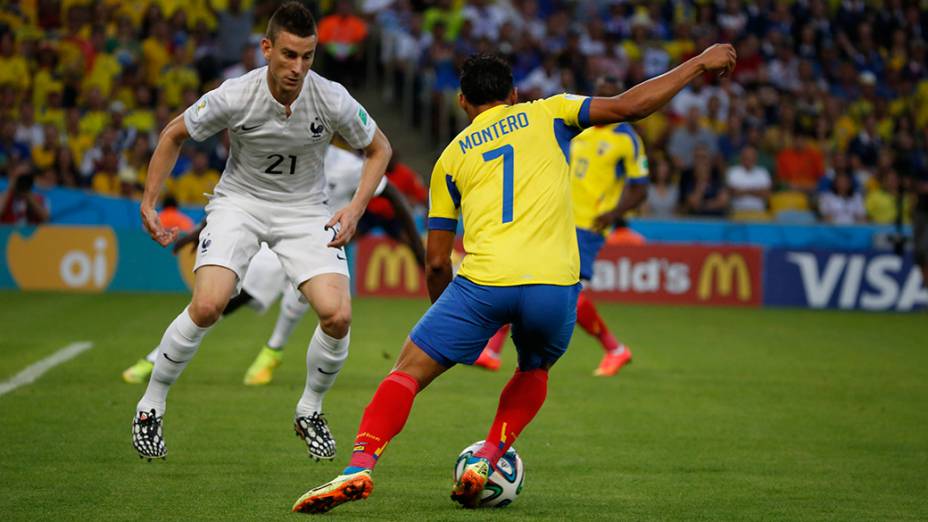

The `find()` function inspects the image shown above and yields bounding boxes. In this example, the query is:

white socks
[295,325,349,417]
[137,306,210,415]
[267,286,311,350]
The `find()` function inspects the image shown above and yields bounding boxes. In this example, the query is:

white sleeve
[183,84,232,142]
[373,176,388,197]
[331,83,377,150]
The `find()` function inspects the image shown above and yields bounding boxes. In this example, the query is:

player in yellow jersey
[475,77,650,376]
[292,46,736,514]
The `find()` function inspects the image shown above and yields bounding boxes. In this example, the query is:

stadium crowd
[1,0,927,227]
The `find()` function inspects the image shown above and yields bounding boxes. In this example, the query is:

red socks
[348,371,420,470]
[576,291,620,353]
[474,368,549,465]
[484,324,510,356]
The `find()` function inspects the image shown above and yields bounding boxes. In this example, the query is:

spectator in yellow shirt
[866,170,911,224]
[0,32,30,95]
[79,85,110,137]
[91,147,124,196]
[31,124,62,171]
[158,46,200,109]
[173,150,219,206]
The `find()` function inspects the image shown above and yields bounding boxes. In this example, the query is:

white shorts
[195,193,349,292]
[241,243,287,314]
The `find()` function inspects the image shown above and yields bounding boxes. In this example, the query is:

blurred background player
[122,145,425,386]
[474,76,650,377]
[130,2,392,463]
[291,44,736,514]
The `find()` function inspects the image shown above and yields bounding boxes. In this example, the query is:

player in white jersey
[121,146,425,387]
[130,2,392,462]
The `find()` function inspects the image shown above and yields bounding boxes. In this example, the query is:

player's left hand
[592,210,619,233]
[326,203,363,247]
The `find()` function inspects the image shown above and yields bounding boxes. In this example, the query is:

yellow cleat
[243,346,283,386]
[122,359,154,384]
[291,470,373,514]
[451,457,490,508]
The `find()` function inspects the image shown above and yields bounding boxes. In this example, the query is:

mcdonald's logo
[697,253,752,301]
[364,242,420,293]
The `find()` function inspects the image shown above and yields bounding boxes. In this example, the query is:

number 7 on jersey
[482,144,514,224]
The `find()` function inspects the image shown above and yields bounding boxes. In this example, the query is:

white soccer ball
[453,440,524,508]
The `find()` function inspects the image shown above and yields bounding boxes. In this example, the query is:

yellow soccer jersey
[570,122,649,234]
[429,94,591,286]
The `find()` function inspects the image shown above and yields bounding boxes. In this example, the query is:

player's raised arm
[588,44,736,125]
[140,113,190,246]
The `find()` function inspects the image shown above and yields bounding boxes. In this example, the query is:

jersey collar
[472,104,509,125]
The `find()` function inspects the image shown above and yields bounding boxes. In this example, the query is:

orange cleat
[593,347,632,377]
[473,348,501,372]
[291,470,373,514]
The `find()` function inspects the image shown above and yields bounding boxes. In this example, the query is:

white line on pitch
[0,341,94,397]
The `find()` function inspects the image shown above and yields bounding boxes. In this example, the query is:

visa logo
[787,252,927,311]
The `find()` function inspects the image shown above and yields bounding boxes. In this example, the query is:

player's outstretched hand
[326,203,363,248]
[698,43,737,78]
[141,204,179,247]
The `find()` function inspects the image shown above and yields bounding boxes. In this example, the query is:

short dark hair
[266,1,316,42]
[163,195,179,208]
[460,54,513,106]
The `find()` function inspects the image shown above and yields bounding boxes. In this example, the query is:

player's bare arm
[327,128,392,247]
[381,182,426,268]
[425,229,455,303]
[593,182,648,232]
[588,44,736,125]
[140,113,190,246]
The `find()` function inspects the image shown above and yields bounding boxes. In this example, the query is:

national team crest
[310,116,325,139]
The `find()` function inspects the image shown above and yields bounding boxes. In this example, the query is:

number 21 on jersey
[482,144,514,224]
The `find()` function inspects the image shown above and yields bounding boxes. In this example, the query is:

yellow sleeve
[614,125,650,185]
[427,157,460,231]
[539,93,592,128]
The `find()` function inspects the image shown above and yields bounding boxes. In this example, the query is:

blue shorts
[410,277,581,370]
[576,228,605,281]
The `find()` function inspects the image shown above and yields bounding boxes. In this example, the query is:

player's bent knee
[188,299,225,327]
[319,309,351,339]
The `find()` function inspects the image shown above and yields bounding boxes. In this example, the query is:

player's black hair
[162,195,179,208]
[460,54,514,106]
[266,1,316,42]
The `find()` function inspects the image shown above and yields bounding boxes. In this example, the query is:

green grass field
[1,292,926,521]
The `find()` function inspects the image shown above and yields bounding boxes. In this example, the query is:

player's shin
[345,371,420,473]
[296,325,349,416]
[137,306,211,415]
[576,291,621,353]
[474,368,549,465]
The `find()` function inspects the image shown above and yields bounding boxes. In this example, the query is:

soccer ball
[453,440,524,508]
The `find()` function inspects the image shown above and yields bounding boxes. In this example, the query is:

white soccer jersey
[324,146,387,210]
[183,67,377,205]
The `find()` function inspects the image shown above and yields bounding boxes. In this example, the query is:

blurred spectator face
[19,103,34,122]
[883,171,900,193]
[56,146,74,167]
[653,157,671,185]
[86,87,104,111]
[0,32,14,57]
[694,146,711,170]
[335,0,353,15]
[43,124,59,146]
[66,108,81,131]
[686,107,701,131]
[192,152,209,173]
[101,148,119,172]
[594,77,622,97]
[740,146,757,169]
[833,172,853,197]
[1,120,15,141]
